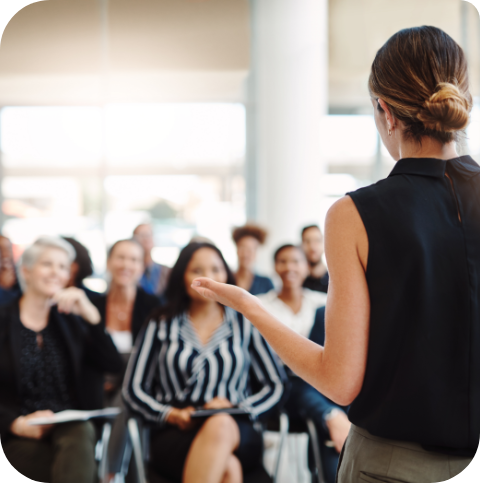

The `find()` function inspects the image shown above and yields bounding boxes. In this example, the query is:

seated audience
[257,244,349,483]
[0,237,123,483]
[123,242,284,483]
[94,238,161,351]
[133,223,171,298]
[232,224,274,295]
[92,238,161,480]
[62,236,101,303]
[301,225,329,293]
[0,235,21,306]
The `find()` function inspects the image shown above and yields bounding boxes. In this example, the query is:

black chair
[123,416,273,483]
[265,411,326,483]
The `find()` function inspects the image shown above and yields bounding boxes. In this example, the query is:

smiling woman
[0,236,123,483]
[256,245,344,483]
[91,238,161,478]
[122,242,285,483]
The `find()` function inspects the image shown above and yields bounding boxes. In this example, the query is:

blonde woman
[0,237,122,483]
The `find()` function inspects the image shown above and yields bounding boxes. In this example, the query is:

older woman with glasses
[0,236,123,483]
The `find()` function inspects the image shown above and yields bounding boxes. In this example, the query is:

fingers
[179,409,194,430]
[52,289,79,314]
[191,277,251,314]
[191,277,214,289]
[51,288,99,323]
[191,278,220,302]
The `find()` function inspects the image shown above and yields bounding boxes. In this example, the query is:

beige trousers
[336,424,473,483]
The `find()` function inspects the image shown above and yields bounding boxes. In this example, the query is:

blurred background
[0,0,478,290]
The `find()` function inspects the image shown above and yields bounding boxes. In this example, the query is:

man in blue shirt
[133,223,171,298]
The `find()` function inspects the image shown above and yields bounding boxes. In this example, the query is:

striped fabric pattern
[122,307,285,425]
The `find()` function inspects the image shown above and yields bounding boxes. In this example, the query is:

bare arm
[192,196,370,405]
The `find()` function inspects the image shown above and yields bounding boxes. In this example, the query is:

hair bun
[417,82,471,132]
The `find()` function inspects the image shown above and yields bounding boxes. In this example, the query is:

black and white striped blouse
[123,307,285,424]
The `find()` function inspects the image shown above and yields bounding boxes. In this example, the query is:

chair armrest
[127,418,148,483]
[305,419,325,483]
[272,412,289,483]
[97,421,112,483]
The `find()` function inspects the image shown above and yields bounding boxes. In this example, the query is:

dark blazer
[93,287,162,344]
[0,299,123,441]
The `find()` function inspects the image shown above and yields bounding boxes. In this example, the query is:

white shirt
[257,288,327,338]
[108,330,133,354]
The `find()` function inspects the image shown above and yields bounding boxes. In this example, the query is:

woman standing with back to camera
[192,26,479,482]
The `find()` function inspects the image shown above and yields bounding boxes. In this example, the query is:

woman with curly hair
[232,224,274,295]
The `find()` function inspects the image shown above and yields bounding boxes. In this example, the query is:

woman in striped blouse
[123,242,285,483]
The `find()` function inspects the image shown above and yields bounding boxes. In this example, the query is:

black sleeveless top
[348,155,480,457]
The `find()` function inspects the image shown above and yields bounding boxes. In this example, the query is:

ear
[378,99,395,130]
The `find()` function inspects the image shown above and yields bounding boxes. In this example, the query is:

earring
[388,128,392,136]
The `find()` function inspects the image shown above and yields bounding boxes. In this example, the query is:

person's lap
[3,420,97,483]
[336,425,472,483]
[149,417,263,482]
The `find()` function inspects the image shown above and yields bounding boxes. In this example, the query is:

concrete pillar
[247,0,328,271]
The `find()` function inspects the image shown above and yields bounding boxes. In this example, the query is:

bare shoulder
[326,196,362,226]
[325,196,368,269]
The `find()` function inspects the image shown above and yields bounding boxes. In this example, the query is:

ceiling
[329,0,479,111]
[0,0,477,107]
[0,0,250,104]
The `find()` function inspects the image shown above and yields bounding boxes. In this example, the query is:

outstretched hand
[191,278,258,316]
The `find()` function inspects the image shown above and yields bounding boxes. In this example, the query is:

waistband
[351,424,434,453]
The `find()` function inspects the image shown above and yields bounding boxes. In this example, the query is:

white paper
[27,407,121,425]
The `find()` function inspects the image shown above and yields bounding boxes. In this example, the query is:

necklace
[107,300,133,329]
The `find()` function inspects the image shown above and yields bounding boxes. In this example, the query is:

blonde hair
[369,26,472,143]
[18,236,75,291]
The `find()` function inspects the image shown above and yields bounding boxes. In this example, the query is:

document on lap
[27,407,121,425]
[191,408,250,419]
